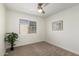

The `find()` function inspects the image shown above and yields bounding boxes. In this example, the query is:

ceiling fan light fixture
[38,8,43,13]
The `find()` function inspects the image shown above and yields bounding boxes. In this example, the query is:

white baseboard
[6,40,44,49]
[46,41,79,55]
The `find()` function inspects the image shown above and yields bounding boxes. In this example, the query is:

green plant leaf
[5,32,18,46]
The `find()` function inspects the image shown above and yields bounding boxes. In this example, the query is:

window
[28,21,36,33]
[52,20,63,31]
[19,19,37,35]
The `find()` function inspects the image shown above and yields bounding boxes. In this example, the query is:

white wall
[0,4,6,56]
[6,10,45,48]
[46,5,79,54]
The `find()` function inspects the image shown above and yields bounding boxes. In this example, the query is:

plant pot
[10,47,14,51]
[10,44,14,51]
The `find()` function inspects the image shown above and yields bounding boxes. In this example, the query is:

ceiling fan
[37,3,49,14]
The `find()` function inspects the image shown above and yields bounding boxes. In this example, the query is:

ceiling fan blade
[38,3,43,6]
[42,10,45,14]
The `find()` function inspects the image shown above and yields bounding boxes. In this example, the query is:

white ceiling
[5,3,79,18]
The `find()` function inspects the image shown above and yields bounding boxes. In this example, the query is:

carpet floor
[6,41,78,56]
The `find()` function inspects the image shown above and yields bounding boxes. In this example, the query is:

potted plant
[5,32,18,51]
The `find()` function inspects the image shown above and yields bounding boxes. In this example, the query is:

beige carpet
[6,41,78,56]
